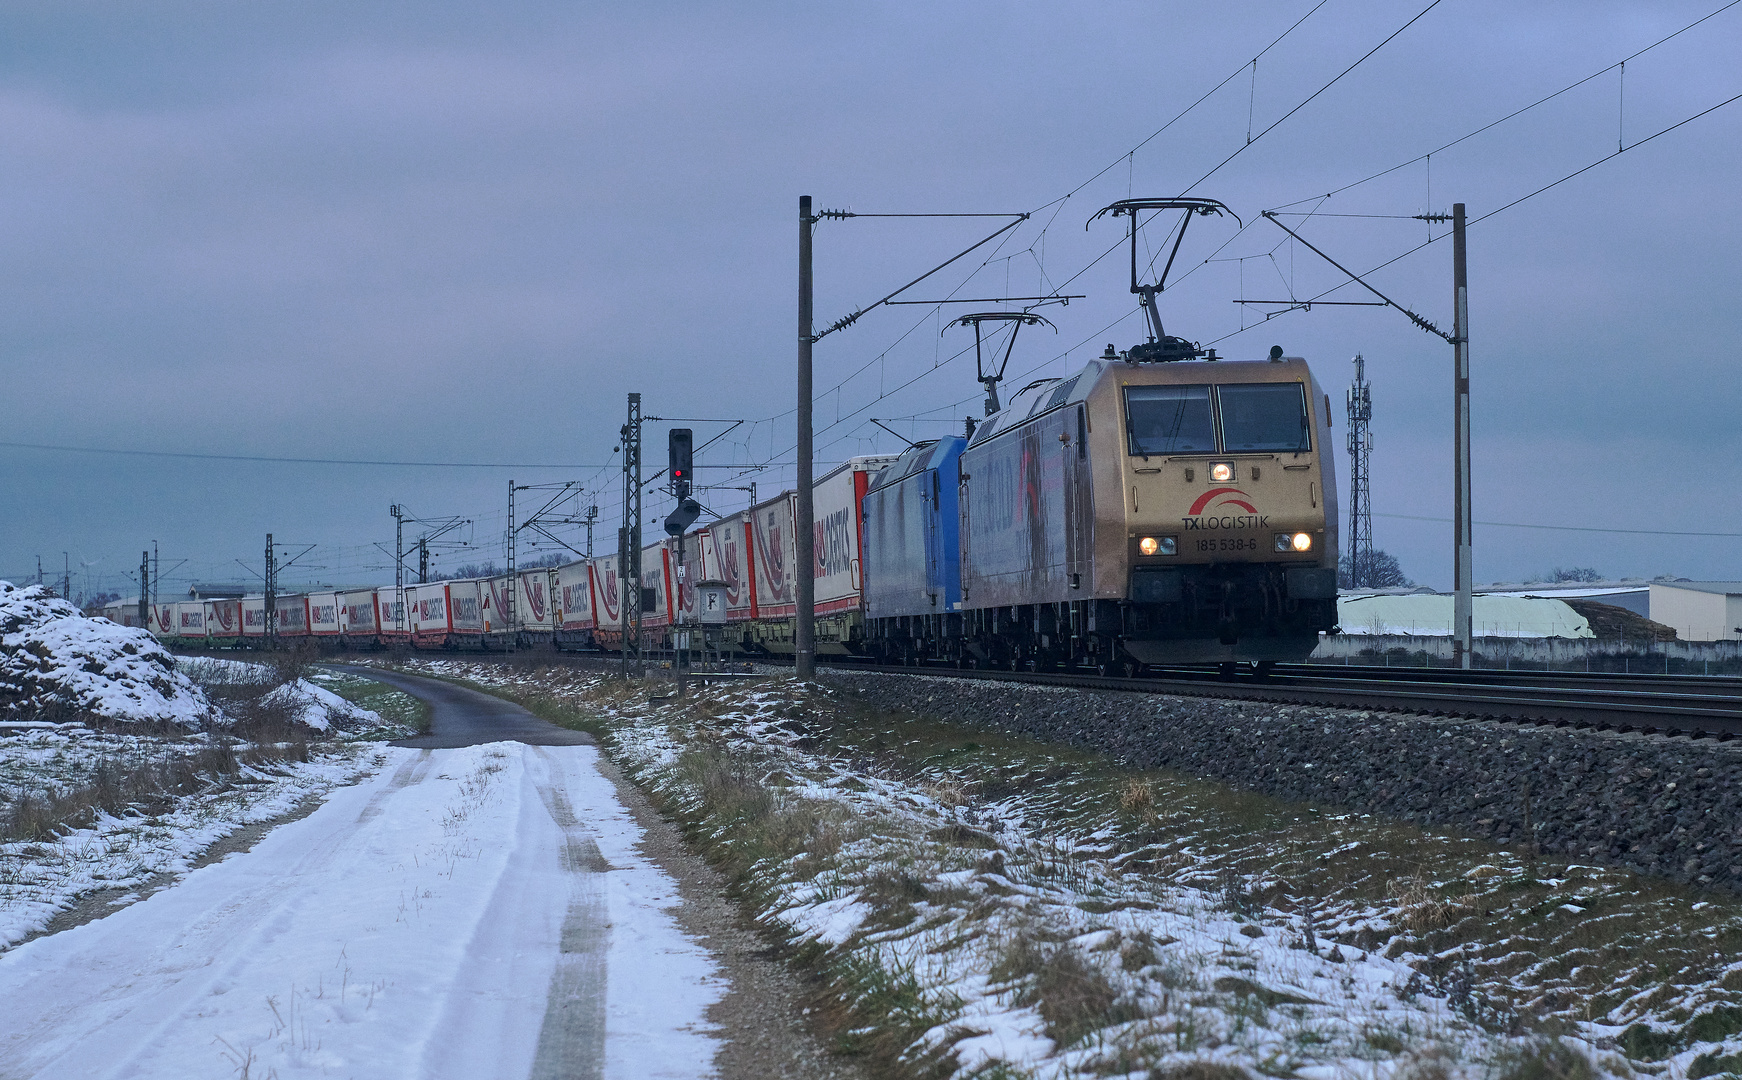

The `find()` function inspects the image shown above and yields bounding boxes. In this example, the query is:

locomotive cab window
[1217,383,1312,453]
[1124,384,1215,456]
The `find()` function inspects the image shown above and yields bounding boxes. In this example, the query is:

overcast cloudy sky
[1,0,1738,599]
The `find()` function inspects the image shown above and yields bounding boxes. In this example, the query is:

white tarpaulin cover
[1337,593,1595,638]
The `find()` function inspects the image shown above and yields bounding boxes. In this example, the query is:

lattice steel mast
[1345,354,1374,587]
[620,392,643,677]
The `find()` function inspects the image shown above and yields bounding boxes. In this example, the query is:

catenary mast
[1346,354,1373,587]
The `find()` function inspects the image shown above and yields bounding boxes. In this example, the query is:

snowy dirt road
[0,737,720,1079]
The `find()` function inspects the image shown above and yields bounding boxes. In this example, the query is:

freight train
[119,198,1342,672]
[122,342,1339,672]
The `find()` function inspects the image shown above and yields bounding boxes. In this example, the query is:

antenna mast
[1346,354,1374,587]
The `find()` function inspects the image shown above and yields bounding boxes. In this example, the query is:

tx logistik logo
[1182,487,1269,531]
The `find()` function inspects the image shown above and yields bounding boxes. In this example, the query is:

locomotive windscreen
[1217,383,1312,452]
[1124,385,1214,455]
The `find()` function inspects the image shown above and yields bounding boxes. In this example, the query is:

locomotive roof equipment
[946,310,1057,417]
[1089,197,1241,363]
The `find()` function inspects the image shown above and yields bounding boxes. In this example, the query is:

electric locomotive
[863,198,1339,672]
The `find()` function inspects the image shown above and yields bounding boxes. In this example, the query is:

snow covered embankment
[0,582,212,727]
[178,657,390,737]
[410,661,1646,1080]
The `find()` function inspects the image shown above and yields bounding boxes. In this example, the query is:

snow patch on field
[0,737,375,949]
[0,581,213,727]
[177,658,387,734]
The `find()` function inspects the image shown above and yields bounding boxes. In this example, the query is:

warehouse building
[1647,581,1742,641]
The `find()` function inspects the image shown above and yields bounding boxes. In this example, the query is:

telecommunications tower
[1345,354,1374,588]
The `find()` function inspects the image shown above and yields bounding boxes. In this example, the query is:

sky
[1,0,1738,599]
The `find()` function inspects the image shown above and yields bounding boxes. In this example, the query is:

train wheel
[1218,662,1238,681]
[1254,661,1276,679]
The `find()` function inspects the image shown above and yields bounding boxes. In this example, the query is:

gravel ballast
[828,671,1742,890]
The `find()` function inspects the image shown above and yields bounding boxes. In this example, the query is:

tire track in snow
[355,750,433,823]
[529,747,610,1080]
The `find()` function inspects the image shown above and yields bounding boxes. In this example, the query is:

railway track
[828,660,1742,739]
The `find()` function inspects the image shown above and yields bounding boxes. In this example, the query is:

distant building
[1648,582,1742,641]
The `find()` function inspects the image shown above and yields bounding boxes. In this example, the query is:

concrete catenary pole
[796,195,817,681]
[1451,204,1474,668]
[139,551,150,628]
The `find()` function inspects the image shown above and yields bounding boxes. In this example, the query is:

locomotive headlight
[1138,536,1176,556]
[1209,461,1235,483]
[1276,532,1314,552]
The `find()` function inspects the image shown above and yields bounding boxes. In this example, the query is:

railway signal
[668,428,693,498]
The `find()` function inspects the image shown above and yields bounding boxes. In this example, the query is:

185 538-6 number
[1196,537,1258,553]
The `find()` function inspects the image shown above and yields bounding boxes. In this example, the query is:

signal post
[665,429,700,698]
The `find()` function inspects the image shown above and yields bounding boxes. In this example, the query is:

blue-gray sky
[2,0,1738,598]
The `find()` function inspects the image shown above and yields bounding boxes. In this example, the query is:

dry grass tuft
[992,934,1143,1047]
[0,740,300,843]
[923,777,971,808]
[1392,874,1476,935]
[1120,778,1159,822]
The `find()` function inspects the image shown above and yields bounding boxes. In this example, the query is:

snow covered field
[0,655,433,950]
[0,734,370,950]
[413,660,1742,1080]
[0,740,720,1079]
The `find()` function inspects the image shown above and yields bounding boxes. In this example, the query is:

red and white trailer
[749,494,796,622]
[555,558,597,648]
[339,588,381,644]
[814,456,893,616]
[373,586,410,644]
[275,595,310,639]
[518,567,556,641]
[482,574,514,638]
[670,531,713,626]
[706,510,758,624]
[241,596,269,641]
[638,541,674,641]
[589,554,626,648]
[742,455,894,655]
[407,582,453,646]
[206,599,242,642]
[150,603,177,639]
[447,579,484,645]
[308,592,342,639]
[174,601,208,642]
[409,580,482,648]
[810,455,894,653]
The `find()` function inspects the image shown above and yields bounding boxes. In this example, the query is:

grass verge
[388,659,1711,1080]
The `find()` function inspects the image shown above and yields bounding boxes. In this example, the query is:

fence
[1309,634,1742,675]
